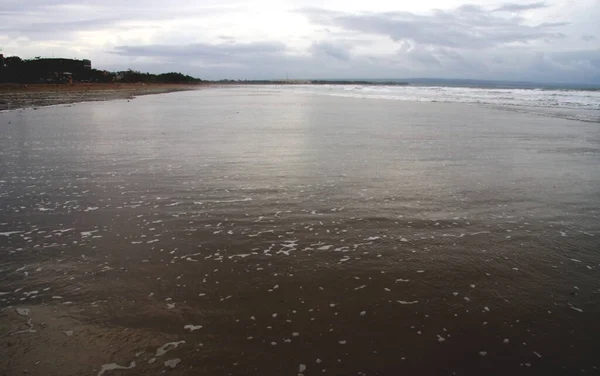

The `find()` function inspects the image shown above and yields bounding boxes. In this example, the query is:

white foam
[212,198,252,203]
[249,230,275,237]
[291,85,600,123]
[184,324,202,332]
[97,361,135,376]
[156,340,185,356]
[397,300,419,305]
[16,308,30,316]
[164,358,181,368]
[0,231,23,237]
[317,245,333,251]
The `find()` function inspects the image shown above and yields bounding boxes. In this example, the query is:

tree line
[0,56,203,84]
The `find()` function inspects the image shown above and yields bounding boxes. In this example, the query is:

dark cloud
[298,4,565,50]
[493,2,548,12]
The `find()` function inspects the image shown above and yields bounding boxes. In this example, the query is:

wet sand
[0,83,206,111]
[1,87,599,375]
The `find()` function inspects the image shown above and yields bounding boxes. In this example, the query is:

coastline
[0,83,209,111]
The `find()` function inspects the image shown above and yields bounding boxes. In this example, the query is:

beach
[0,83,206,111]
[1,86,599,375]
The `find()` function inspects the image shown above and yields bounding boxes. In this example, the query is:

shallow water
[1,87,600,375]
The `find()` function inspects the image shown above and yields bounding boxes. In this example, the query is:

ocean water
[1,86,600,375]
[283,84,600,123]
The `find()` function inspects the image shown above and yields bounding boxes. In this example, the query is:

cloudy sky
[1,0,599,83]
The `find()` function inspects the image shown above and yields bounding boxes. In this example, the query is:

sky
[1,0,599,83]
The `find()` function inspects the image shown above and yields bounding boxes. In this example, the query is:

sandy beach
[0,83,207,111]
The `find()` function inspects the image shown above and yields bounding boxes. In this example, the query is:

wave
[284,85,600,123]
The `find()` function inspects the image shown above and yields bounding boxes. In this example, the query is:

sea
[285,80,600,123]
[1,83,599,375]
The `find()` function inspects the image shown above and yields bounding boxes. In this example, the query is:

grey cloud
[525,49,600,82]
[456,4,485,13]
[493,2,548,12]
[310,41,352,60]
[581,35,597,42]
[538,22,570,28]
[0,1,239,37]
[298,4,565,50]
[394,43,478,73]
[218,36,237,42]
[0,18,119,34]
[100,44,600,84]
[112,42,287,64]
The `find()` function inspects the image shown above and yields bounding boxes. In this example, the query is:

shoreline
[0,83,209,111]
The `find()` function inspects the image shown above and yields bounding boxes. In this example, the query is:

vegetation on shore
[0,55,203,84]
